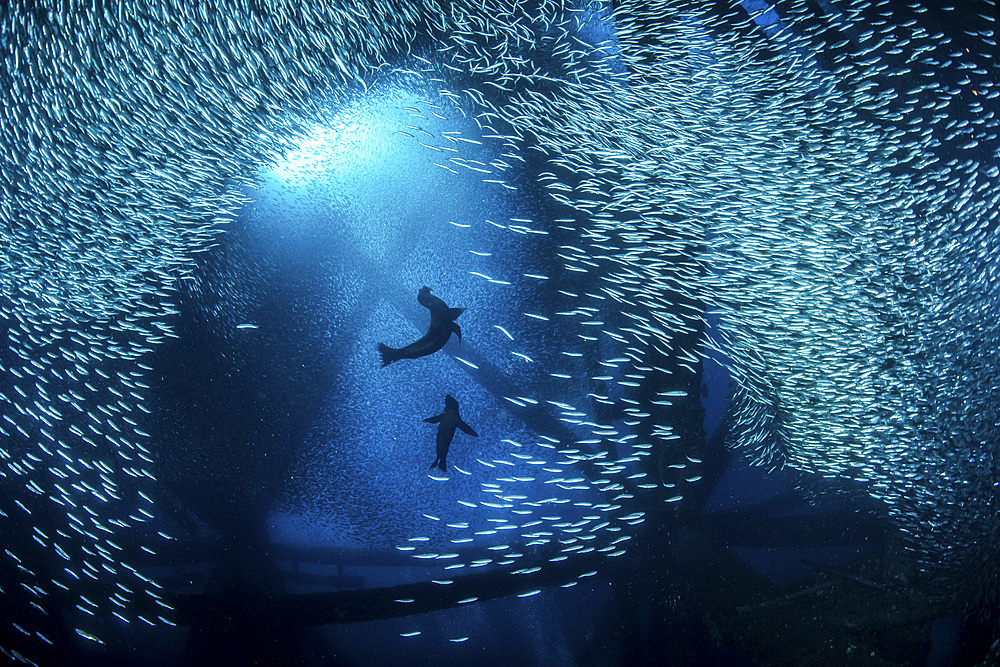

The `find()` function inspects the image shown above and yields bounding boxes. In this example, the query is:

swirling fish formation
[2,0,999,661]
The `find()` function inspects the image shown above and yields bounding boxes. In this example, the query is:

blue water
[5,1,998,665]
[136,80,893,666]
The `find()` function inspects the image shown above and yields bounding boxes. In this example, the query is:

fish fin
[424,414,443,423]
[451,321,462,344]
[447,307,465,320]
[378,343,400,367]
[458,420,478,437]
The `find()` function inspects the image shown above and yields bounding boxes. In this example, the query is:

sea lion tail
[378,343,401,367]
[430,457,446,472]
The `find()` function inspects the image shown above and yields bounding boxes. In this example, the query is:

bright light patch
[268,110,385,186]
[269,126,341,184]
[266,89,428,187]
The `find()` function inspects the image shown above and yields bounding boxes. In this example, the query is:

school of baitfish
[2,0,999,660]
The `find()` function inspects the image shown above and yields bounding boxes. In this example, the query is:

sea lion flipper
[446,307,465,320]
[424,414,442,424]
[458,420,478,437]
[450,321,462,344]
[378,343,401,367]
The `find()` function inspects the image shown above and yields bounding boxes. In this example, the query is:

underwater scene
[2,0,1000,665]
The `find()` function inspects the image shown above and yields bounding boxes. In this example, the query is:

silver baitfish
[1,0,999,662]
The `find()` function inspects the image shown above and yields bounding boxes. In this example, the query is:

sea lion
[424,394,478,472]
[378,286,465,366]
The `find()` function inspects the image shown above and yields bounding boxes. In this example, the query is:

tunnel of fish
[2,0,1000,663]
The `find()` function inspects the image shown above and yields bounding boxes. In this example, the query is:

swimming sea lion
[378,286,465,366]
[424,394,478,472]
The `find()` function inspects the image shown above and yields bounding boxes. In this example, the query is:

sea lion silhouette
[424,394,478,472]
[378,286,465,366]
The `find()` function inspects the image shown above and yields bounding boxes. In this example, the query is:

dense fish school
[2,0,999,662]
